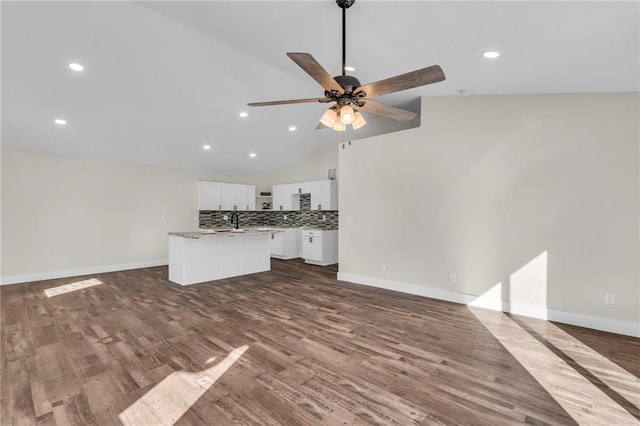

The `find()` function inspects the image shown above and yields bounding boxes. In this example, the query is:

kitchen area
[168,179,339,285]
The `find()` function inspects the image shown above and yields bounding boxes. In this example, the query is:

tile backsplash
[200,194,338,230]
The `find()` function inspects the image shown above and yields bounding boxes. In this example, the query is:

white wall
[338,93,639,336]
[259,102,422,192]
[258,139,341,193]
[0,150,256,284]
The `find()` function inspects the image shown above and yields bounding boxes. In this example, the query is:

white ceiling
[2,1,638,175]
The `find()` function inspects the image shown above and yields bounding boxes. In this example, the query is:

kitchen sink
[200,229,233,233]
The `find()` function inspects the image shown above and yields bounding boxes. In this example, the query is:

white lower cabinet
[270,233,285,257]
[301,229,338,266]
[269,228,301,260]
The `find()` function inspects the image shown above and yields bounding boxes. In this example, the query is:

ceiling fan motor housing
[325,75,364,106]
[336,0,355,9]
[334,75,361,94]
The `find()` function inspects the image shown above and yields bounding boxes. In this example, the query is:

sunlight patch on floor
[118,345,249,426]
[469,308,639,425]
[44,278,103,297]
[541,322,640,409]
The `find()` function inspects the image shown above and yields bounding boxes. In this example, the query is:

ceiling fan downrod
[336,0,355,76]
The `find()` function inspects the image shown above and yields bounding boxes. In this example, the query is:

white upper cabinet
[292,182,311,195]
[272,180,337,211]
[272,184,299,211]
[199,182,257,211]
[198,181,223,210]
[310,180,338,210]
[245,185,256,211]
[233,184,246,210]
[221,183,235,210]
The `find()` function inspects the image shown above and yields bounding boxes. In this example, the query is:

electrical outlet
[449,272,457,283]
[605,293,615,304]
[322,215,326,221]
[381,263,387,271]
[346,216,353,224]
[160,215,166,222]
[223,215,228,220]
[48,257,55,265]
[284,214,288,220]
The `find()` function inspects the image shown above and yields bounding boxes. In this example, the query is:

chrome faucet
[230,213,239,230]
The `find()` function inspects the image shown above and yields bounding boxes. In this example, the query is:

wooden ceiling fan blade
[356,65,445,98]
[356,99,417,122]
[287,52,344,94]
[248,97,330,107]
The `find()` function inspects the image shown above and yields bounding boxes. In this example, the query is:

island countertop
[169,228,281,239]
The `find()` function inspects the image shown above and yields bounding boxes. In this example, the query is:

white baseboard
[1,259,168,286]
[337,272,640,338]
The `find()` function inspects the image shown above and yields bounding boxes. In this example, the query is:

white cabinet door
[310,180,338,210]
[270,233,285,256]
[245,185,256,210]
[272,184,286,211]
[198,182,223,210]
[310,181,325,211]
[272,184,303,211]
[220,183,235,210]
[302,234,322,261]
[233,184,247,210]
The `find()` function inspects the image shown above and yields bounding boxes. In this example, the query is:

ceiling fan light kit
[248,0,445,131]
[352,111,366,130]
[339,105,355,124]
[320,108,338,127]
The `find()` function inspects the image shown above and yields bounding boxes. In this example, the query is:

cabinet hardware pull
[271,234,274,239]
[309,237,313,243]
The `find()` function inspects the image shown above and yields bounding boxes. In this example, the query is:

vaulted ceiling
[2,1,638,175]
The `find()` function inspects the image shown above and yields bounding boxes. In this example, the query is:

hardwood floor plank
[7,358,36,425]
[29,381,52,418]
[2,259,638,425]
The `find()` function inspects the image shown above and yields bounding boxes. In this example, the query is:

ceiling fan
[248,0,446,131]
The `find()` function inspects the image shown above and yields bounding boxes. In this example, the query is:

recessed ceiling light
[249,152,257,158]
[289,126,296,132]
[239,111,248,118]
[54,119,67,125]
[69,63,84,72]
[345,66,355,72]
[482,51,500,59]
[203,145,211,150]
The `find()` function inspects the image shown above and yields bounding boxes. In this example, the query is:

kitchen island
[168,229,277,285]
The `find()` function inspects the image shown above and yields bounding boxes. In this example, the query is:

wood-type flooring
[2,259,639,425]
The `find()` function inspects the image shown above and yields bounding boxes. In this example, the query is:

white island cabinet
[169,230,274,285]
